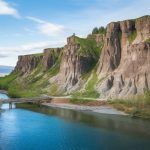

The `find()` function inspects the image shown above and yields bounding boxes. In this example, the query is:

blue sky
[0,0,150,66]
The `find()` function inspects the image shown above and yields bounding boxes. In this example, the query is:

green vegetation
[71,70,99,103]
[75,36,104,74]
[98,27,106,34]
[0,72,41,98]
[128,31,137,44]
[108,91,150,119]
[75,36,102,58]
[0,72,18,90]
[145,38,150,43]
[0,49,63,98]
[48,84,58,96]
[6,73,44,98]
[70,97,94,104]
[32,53,43,57]
[84,70,99,98]
[92,27,99,34]
[8,84,41,98]
[92,26,106,35]
[47,51,62,78]
[82,70,92,81]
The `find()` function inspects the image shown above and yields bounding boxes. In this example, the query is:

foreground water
[0,93,150,150]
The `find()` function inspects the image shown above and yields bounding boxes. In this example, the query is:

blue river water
[0,93,150,150]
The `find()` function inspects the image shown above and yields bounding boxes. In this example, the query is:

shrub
[92,26,106,35]
[128,31,137,44]
[99,27,106,34]
[92,27,99,34]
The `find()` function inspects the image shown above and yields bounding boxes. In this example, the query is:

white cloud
[0,0,20,17]
[26,16,64,36]
[0,40,66,66]
[0,40,65,54]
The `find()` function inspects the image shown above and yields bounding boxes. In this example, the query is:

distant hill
[0,66,14,75]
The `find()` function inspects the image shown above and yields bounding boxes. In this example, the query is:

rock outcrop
[14,54,43,75]
[97,22,121,76]
[53,35,99,92]
[96,15,150,98]
[42,48,62,71]
[13,15,150,99]
[14,48,62,74]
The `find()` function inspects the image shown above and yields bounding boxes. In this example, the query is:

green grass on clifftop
[32,53,43,57]
[75,36,102,58]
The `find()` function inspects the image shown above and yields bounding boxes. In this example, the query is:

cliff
[14,54,43,75]
[96,15,150,98]
[52,35,102,93]
[8,15,150,99]
[12,34,101,96]
[42,48,62,71]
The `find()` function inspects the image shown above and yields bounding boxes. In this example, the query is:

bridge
[0,97,52,109]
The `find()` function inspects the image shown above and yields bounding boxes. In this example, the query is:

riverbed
[0,93,150,150]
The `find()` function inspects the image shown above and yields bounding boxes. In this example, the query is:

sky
[0,0,150,66]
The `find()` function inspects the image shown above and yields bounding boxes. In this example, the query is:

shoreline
[0,91,127,116]
[0,90,8,94]
[42,102,127,116]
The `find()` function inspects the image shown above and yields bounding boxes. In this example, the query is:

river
[0,93,150,150]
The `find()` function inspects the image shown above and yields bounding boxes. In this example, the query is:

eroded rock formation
[42,48,62,71]
[14,54,43,75]
[96,16,150,98]
[52,35,99,92]
[13,15,150,98]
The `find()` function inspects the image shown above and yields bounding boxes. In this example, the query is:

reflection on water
[1,94,150,150]
[16,103,150,138]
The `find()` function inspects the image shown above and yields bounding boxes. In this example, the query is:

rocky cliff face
[13,15,150,99]
[97,22,121,76]
[14,35,100,93]
[52,35,99,92]
[42,48,62,71]
[14,54,43,75]
[96,15,150,98]
[14,48,62,74]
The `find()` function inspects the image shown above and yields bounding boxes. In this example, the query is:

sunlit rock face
[54,35,97,92]
[14,54,43,75]
[42,48,62,71]
[13,16,150,98]
[96,16,150,98]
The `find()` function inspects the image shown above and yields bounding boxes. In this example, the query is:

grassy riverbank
[108,92,150,119]
[1,73,150,119]
[0,72,43,98]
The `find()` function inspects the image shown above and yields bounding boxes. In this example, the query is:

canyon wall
[13,15,150,98]
[57,36,96,92]
[96,15,150,98]
[42,48,62,71]
[14,54,43,75]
